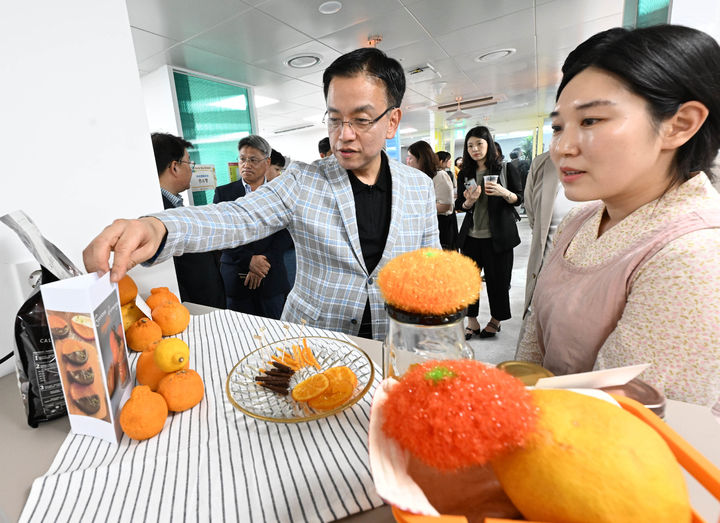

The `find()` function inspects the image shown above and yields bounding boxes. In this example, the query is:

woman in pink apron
[516,24,720,407]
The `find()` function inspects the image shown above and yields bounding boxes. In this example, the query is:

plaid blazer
[152,154,440,339]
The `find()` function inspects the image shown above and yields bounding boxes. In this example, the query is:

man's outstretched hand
[83,217,168,282]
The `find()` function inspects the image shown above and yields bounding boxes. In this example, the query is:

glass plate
[226,335,375,423]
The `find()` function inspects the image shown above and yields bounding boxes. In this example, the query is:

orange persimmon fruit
[146,288,180,310]
[152,302,190,336]
[157,369,204,412]
[119,385,168,441]
[125,318,163,352]
[118,275,138,306]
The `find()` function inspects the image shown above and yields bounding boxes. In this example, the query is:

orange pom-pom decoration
[382,360,537,471]
[377,248,481,316]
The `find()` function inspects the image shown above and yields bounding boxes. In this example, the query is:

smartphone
[464,179,477,190]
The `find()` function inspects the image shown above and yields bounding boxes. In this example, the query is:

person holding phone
[455,126,523,339]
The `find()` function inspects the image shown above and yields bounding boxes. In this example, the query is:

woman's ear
[660,101,709,150]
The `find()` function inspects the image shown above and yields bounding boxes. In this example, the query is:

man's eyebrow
[326,105,375,114]
[549,99,616,119]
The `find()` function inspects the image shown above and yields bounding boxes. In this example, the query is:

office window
[623,0,669,28]
[173,71,254,204]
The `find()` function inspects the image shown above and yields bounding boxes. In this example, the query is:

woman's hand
[463,185,482,207]
[485,182,517,203]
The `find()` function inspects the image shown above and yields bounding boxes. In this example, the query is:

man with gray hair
[212,134,292,318]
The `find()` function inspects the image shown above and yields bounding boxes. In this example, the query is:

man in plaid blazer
[83,47,439,340]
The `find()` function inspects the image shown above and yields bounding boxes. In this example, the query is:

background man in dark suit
[151,132,225,307]
[213,135,291,318]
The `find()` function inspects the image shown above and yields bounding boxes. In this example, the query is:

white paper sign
[189,164,217,191]
[40,272,132,445]
[534,364,650,390]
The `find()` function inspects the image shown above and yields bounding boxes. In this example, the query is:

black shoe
[465,327,480,340]
[478,321,501,338]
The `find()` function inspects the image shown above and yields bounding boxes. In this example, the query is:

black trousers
[437,214,458,250]
[461,236,513,321]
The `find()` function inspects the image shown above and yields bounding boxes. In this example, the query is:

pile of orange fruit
[116,275,203,441]
[291,366,357,411]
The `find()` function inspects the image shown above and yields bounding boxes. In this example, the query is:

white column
[0,0,179,375]
[141,66,181,135]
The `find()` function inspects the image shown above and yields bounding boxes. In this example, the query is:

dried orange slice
[71,315,95,340]
[291,374,330,402]
[308,378,354,411]
[324,366,357,389]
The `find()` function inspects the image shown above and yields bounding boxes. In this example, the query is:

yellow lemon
[153,338,190,373]
[491,389,690,523]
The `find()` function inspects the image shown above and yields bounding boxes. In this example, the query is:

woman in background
[407,141,455,249]
[456,126,523,339]
[516,25,720,407]
[436,150,458,248]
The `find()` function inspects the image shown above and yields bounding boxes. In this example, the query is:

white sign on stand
[40,272,132,445]
[189,164,216,206]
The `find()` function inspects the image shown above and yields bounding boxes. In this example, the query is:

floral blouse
[517,173,720,407]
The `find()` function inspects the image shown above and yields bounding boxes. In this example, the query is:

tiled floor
[464,215,532,365]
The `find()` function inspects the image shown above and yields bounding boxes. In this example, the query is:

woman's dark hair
[151,132,193,175]
[408,140,438,179]
[436,150,451,164]
[494,141,504,160]
[270,149,285,168]
[454,157,463,167]
[558,24,720,184]
[323,47,406,109]
[459,126,501,182]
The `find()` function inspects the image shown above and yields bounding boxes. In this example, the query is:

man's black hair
[270,149,285,167]
[322,47,406,108]
[151,132,192,175]
[318,137,331,155]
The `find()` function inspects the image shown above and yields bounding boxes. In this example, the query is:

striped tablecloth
[20,310,384,522]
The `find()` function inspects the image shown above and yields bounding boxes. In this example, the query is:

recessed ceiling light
[286,54,321,69]
[318,1,342,15]
[474,48,516,63]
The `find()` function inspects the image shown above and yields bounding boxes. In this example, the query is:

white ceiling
[128,0,624,140]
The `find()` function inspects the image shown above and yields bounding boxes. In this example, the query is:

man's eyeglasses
[323,106,397,133]
[177,160,196,170]
[238,156,269,166]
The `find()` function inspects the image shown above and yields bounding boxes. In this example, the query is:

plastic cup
[483,175,499,188]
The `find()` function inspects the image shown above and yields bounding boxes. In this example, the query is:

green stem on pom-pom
[424,365,456,385]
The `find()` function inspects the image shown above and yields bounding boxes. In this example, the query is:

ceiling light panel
[318,1,343,15]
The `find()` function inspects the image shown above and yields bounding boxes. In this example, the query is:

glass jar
[382,304,473,379]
